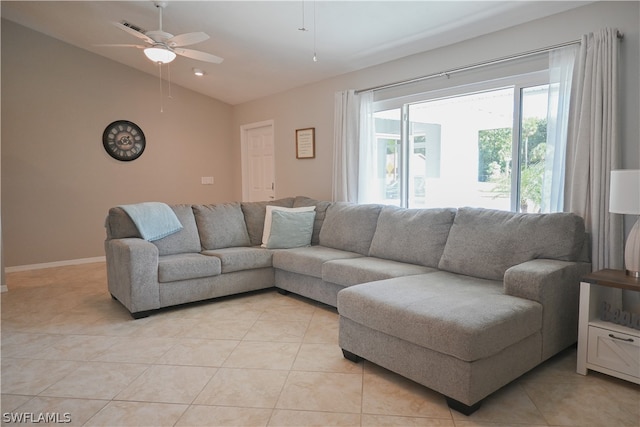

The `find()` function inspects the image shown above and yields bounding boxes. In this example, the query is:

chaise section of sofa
[337,207,591,414]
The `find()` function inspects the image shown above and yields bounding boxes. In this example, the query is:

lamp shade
[609,169,640,214]
[610,169,640,277]
[144,47,176,64]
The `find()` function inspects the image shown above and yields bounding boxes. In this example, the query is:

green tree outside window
[478,117,547,212]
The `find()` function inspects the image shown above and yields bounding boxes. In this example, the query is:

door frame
[240,120,275,202]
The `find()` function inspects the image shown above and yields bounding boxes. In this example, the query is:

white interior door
[241,121,275,202]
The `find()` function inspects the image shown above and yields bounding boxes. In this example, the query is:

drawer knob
[608,333,634,343]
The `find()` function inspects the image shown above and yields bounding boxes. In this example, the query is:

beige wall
[2,1,639,268]
[1,20,236,267]
[232,1,640,200]
[0,127,3,282]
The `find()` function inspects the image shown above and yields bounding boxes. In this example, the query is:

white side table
[577,269,640,384]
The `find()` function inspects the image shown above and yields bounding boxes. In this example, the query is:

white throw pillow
[262,205,316,248]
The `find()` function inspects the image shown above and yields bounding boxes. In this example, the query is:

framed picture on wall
[296,128,315,159]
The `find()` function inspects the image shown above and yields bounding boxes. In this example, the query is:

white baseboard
[5,256,106,273]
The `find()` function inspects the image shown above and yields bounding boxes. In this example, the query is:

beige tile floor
[1,262,639,426]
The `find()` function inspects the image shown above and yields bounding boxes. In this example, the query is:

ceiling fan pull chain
[167,62,173,100]
[298,0,307,31]
[158,62,164,113]
[313,0,317,62]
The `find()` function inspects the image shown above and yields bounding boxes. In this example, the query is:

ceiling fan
[100,1,223,65]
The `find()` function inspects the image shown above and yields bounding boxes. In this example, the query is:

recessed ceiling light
[193,68,205,77]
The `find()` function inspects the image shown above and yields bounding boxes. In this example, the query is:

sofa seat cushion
[273,246,363,279]
[323,257,437,287]
[202,247,273,273]
[337,272,542,362]
[158,253,222,283]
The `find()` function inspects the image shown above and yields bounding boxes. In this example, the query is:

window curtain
[565,28,623,271]
[332,90,360,202]
[332,90,376,203]
[357,91,376,203]
[541,45,578,212]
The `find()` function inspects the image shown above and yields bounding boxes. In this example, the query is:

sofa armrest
[504,259,591,360]
[105,238,160,315]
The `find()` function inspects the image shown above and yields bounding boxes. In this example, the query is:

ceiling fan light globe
[144,47,176,64]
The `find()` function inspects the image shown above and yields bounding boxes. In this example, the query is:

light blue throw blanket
[119,202,183,242]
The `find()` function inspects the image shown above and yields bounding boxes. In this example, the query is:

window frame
[372,70,550,211]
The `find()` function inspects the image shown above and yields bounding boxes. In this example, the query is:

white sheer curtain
[332,90,376,203]
[332,90,360,202]
[565,28,623,271]
[357,91,377,204]
[541,45,578,212]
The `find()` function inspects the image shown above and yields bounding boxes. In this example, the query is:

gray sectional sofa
[104,196,590,414]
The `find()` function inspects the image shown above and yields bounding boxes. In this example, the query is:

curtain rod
[355,31,623,95]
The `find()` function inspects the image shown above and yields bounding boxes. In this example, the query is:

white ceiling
[1,1,590,105]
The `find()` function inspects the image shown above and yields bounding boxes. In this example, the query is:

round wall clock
[102,120,146,161]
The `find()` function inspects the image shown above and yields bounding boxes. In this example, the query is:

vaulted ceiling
[1,1,591,105]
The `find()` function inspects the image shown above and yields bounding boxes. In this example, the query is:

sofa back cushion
[293,196,332,245]
[154,205,202,256]
[106,207,139,240]
[369,206,456,267]
[193,202,251,250]
[319,203,383,255]
[106,204,201,256]
[241,198,295,246]
[438,207,586,280]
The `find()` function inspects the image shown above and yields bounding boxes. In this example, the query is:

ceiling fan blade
[167,32,210,47]
[95,43,146,49]
[174,48,224,64]
[112,21,154,45]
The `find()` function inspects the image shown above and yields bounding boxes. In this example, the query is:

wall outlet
[201,176,214,185]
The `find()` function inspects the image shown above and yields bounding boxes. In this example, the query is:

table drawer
[587,325,640,379]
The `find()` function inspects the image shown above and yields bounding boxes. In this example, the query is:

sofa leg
[277,288,290,295]
[342,349,363,363]
[445,397,482,415]
[131,310,151,320]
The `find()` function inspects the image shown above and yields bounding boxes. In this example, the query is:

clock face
[102,120,146,161]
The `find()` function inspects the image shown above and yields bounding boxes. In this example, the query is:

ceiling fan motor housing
[146,30,174,44]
